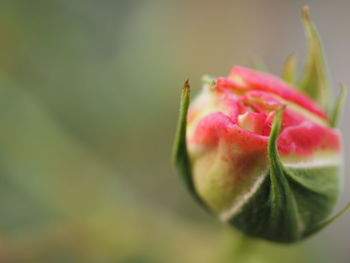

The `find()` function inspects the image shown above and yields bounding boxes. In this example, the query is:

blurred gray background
[0,0,349,262]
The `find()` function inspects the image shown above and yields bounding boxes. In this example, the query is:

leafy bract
[173,81,206,206]
[298,6,330,113]
[282,53,297,84]
[330,84,347,128]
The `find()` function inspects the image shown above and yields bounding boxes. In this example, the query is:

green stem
[226,231,256,263]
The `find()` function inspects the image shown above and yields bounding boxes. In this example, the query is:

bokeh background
[0,0,349,262]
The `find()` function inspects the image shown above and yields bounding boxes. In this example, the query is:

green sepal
[172,80,206,207]
[330,84,347,128]
[282,53,297,84]
[298,6,330,112]
[266,106,302,242]
[229,107,340,243]
[304,202,350,238]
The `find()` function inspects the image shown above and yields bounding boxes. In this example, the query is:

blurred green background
[0,0,349,262]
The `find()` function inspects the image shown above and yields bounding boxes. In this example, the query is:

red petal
[222,66,327,120]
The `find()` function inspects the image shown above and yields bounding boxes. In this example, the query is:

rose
[173,7,349,243]
[187,66,341,243]
[188,66,340,215]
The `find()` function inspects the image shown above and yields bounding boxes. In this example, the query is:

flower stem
[224,230,256,263]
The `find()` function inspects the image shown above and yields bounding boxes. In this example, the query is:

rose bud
[173,7,349,243]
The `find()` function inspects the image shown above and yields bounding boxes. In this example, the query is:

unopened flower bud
[173,7,349,243]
